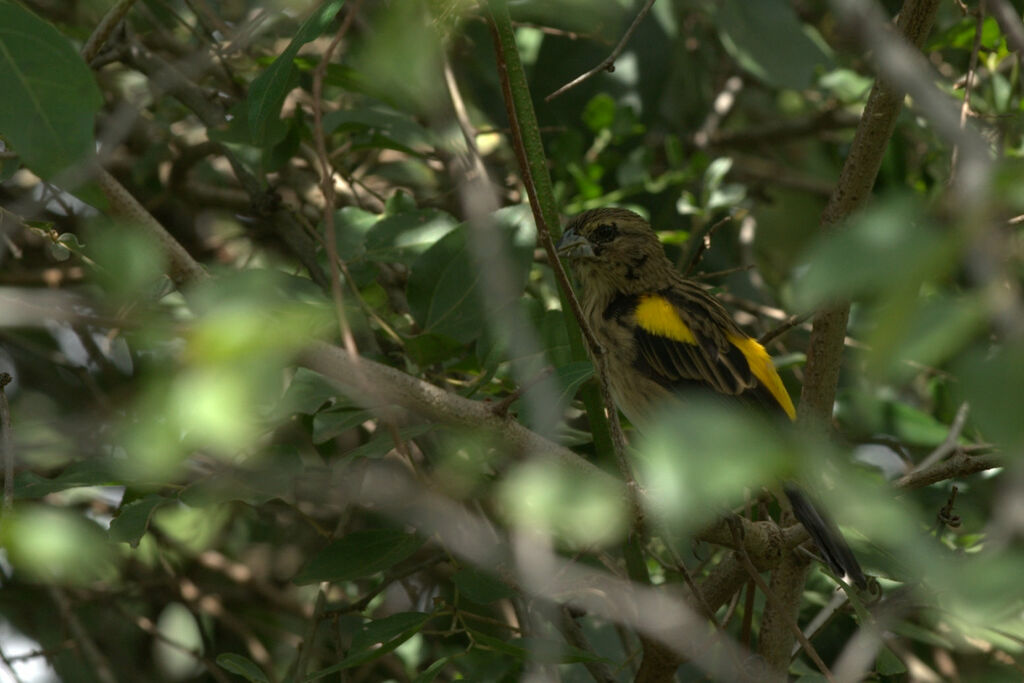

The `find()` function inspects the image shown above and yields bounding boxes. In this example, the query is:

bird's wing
[626,287,795,420]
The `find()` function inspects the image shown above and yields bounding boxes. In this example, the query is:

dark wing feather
[628,285,757,396]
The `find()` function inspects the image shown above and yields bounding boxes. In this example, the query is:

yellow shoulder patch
[727,334,796,420]
[634,295,696,344]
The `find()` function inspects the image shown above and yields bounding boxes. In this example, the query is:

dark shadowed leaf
[217,653,269,683]
[109,495,171,547]
[0,0,102,178]
[452,566,515,604]
[306,612,432,680]
[294,529,424,584]
[248,0,347,145]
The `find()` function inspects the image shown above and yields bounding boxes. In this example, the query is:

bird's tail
[783,484,867,589]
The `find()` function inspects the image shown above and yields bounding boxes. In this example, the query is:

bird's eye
[592,223,618,243]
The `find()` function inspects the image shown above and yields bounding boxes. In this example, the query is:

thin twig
[759,312,814,346]
[682,215,734,276]
[545,0,656,102]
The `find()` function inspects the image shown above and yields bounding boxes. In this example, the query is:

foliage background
[1,0,1023,681]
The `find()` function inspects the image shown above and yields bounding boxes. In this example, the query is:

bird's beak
[556,227,594,258]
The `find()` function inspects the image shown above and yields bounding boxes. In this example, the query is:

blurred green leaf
[835,390,962,448]
[638,400,789,528]
[793,198,958,311]
[294,529,424,584]
[349,0,444,115]
[1,505,116,585]
[875,646,907,676]
[957,341,1024,448]
[582,93,616,132]
[716,0,832,89]
[499,460,627,547]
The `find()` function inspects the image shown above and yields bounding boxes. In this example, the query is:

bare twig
[545,0,656,102]
[682,215,733,276]
[897,451,1000,490]
[759,312,813,346]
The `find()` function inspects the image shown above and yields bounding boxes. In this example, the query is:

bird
[556,206,866,589]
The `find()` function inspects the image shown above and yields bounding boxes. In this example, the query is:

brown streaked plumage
[557,207,866,589]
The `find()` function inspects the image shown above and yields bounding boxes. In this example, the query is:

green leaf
[0,0,102,178]
[322,105,436,154]
[364,209,459,264]
[277,367,343,417]
[305,612,431,681]
[216,653,269,683]
[582,93,616,132]
[341,424,433,459]
[406,206,535,344]
[248,0,347,145]
[716,0,832,89]
[294,529,424,584]
[875,646,907,675]
[452,566,514,604]
[412,657,451,683]
[109,495,170,547]
[552,361,594,411]
[793,199,957,312]
[311,407,371,444]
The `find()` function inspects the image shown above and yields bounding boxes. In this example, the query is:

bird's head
[557,208,674,292]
